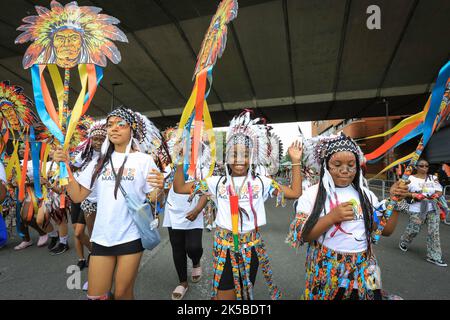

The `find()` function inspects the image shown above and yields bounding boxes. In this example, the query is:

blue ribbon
[31,65,69,182]
[29,127,42,199]
[205,67,213,99]
[183,114,195,180]
[423,61,450,146]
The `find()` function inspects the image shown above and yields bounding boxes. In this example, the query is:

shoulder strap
[256,174,265,196]
[109,158,127,197]
[215,175,225,199]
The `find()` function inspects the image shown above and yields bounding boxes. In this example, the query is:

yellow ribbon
[177,81,198,140]
[369,152,415,180]
[63,64,88,152]
[360,96,430,141]
[5,140,22,185]
[47,65,65,127]
[41,144,51,201]
[203,100,216,178]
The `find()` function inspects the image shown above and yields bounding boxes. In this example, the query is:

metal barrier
[444,185,450,198]
[367,179,398,199]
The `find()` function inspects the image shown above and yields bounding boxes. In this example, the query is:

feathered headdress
[301,132,369,198]
[104,106,171,173]
[225,110,280,175]
[15,0,128,68]
[0,81,37,132]
[88,119,107,139]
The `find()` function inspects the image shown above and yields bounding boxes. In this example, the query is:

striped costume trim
[212,227,281,300]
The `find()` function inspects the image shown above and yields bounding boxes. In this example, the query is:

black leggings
[218,247,259,291]
[168,228,203,283]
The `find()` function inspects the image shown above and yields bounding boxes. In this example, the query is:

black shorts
[91,239,144,256]
[70,203,85,225]
[218,247,259,291]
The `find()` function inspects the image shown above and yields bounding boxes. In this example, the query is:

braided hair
[302,152,376,257]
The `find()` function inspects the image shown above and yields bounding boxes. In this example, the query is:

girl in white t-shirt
[69,120,107,271]
[399,159,447,267]
[174,111,303,300]
[53,107,165,300]
[286,133,409,300]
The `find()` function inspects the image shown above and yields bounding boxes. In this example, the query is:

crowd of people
[2,104,448,301]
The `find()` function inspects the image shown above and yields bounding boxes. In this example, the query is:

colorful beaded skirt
[302,241,382,300]
[212,227,281,300]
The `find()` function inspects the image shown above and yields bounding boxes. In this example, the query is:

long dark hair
[90,141,114,190]
[302,154,375,256]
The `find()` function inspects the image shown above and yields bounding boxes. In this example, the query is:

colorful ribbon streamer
[30,64,102,185]
[372,61,450,243]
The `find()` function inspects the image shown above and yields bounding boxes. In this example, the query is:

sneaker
[47,237,59,251]
[37,234,48,247]
[82,281,89,291]
[399,241,408,252]
[443,219,450,226]
[14,240,33,251]
[50,243,69,255]
[77,259,87,271]
[426,258,448,267]
[206,224,212,232]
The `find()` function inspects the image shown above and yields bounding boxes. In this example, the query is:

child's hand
[52,147,69,163]
[147,169,164,189]
[288,140,303,163]
[328,202,354,224]
[186,210,200,222]
[430,193,440,200]
[389,180,410,201]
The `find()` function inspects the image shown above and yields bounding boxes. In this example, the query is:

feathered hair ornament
[225,110,280,176]
[103,106,171,173]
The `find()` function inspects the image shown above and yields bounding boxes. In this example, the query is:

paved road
[1,199,449,300]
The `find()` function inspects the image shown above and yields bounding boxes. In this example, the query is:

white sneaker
[14,240,33,251]
[37,234,48,247]
[206,224,212,231]
[426,258,448,267]
[82,281,89,291]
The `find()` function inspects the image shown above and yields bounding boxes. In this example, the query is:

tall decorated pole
[178,0,239,179]
[15,0,128,187]
[372,61,450,243]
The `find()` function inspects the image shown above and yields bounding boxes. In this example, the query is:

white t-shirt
[77,151,157,247]
[0,162,6,184]
[408,175,443,212]
[74,154,99,204]
[296,184,382,253]
[163,186,203,230]
[72,150,100,169]
[206,175,275,233]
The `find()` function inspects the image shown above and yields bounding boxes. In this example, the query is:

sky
[270,122,312,150]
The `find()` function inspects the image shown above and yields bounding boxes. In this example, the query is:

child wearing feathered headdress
[174,110,303,300]
[286,133,409,300]
[53,106,165,300]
